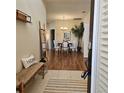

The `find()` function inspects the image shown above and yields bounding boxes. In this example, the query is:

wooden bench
[16,62,45,93]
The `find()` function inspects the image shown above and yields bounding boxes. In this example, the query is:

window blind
[97,0,108,93]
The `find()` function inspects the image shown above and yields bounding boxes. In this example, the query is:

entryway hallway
[23,51,88,93]
[16,0,108,93]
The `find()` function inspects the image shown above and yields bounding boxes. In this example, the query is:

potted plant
[71,22,84,52]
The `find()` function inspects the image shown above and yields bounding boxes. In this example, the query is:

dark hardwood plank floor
[46,50,87,71]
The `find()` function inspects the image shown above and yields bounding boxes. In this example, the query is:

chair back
[63,41,68,48]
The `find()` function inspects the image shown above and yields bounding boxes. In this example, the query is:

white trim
[91,0,100,93]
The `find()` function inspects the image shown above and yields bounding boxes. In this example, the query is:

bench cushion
[16,62,44,87]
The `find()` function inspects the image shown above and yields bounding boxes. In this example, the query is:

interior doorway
[44,0,95,93]
[50,29,55,49]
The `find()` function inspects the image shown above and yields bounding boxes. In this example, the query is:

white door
[91,0,108,93]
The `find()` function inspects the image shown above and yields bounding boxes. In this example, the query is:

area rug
[43,79,87,93]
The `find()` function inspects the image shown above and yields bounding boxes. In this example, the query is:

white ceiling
[43,0,91,22]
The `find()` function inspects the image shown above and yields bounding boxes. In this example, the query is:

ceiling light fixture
[60,16,68,31]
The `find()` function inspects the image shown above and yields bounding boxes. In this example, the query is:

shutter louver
[97,0,108,93]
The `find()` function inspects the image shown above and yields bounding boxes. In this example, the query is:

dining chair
[53,40,59,52]
[62,41,69,54]
[68,43,73,53]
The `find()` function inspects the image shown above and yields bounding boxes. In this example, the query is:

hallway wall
[16,0,46,73]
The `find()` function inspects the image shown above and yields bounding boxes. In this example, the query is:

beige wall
[16,0,46,73]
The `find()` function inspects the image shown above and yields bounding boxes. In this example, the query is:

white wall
[83,12,90,58]
[83,23,90,57]
[16,0,46,73]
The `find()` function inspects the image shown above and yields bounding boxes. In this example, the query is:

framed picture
[63,32,71,41]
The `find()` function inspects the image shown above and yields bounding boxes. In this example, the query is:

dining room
[46,18,89,71]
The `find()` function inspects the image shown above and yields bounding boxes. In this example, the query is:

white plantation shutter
[96,0,108,93]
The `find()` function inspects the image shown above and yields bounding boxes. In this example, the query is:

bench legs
[42,64,45,79]
[19,82,24,93]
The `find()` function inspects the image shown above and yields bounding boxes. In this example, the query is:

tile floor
[24,70,87,93]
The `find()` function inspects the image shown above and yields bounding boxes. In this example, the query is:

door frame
[50,29,55,49]
[90,0,101,93]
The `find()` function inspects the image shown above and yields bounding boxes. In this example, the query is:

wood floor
[46,50,87,71]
